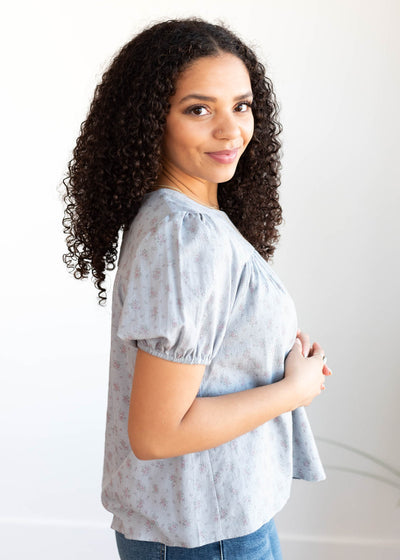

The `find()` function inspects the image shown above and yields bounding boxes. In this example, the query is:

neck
[156,160,219,209]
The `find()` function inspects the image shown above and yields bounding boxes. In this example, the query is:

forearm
[129,338,326,461]
[137,379,297,460]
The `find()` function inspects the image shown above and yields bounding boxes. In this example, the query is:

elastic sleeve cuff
[136,340,212,366]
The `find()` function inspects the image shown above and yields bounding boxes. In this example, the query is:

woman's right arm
[128,336,328,460]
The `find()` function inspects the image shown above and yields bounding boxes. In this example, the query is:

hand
[284,333,331,408]
[296,328,332,379]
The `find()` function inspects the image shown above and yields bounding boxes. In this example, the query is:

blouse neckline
[145,187,226,215]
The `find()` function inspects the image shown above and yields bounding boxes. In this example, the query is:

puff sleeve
[116,211,233,365]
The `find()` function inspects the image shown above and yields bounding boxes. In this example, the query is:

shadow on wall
[316,436,400,504]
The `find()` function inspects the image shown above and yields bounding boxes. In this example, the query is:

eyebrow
[178,91,253,104]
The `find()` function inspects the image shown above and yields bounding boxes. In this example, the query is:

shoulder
[118,189,256,281]
[124,189,232,255]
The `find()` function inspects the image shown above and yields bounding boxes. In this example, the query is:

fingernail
[295,338,301,345]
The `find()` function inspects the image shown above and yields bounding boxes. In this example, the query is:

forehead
[173,53,252,97]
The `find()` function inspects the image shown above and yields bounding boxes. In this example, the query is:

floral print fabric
[101,188,325,547]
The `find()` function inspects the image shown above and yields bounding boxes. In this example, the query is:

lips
[206,149,239,164]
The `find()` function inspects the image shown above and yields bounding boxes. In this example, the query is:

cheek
[164,122,195,154]
[175,121,205,148]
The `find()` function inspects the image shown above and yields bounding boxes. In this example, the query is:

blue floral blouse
[101,187,326,548]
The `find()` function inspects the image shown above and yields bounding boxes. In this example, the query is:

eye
[235,101,253,113]
[184,105,209,116]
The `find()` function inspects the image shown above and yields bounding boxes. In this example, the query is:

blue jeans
[115,519,283,559]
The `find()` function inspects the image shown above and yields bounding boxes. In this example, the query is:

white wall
[1,1,399,558]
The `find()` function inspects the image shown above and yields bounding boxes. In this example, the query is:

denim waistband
[115,518,282,560]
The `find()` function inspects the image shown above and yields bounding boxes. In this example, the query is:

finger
[293,337,303,352]
[323,365,332,376]
[285,338,303,363]
[296,330,311,357]
[311,342,325,360]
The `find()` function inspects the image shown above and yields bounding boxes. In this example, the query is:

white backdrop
[1,1,399,558]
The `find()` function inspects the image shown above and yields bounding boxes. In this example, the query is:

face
[162,53,254,186]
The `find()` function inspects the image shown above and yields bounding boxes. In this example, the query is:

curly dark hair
[62,18,283,304]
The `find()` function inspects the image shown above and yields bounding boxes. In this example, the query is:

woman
[63,18,331,560]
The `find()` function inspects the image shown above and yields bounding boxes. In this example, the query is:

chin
[218,172,238,184]
[207,167,238,184]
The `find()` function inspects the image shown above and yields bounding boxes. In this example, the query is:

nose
[213,112,240,141]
